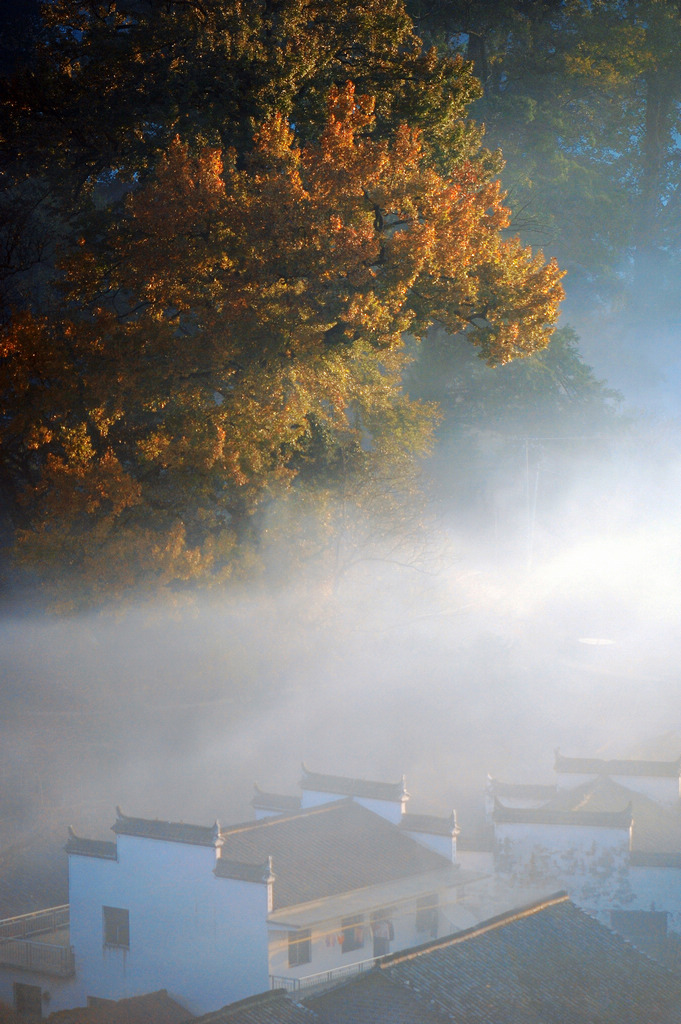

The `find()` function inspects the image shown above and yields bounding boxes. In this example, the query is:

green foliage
[410,0,681,290]
[411,325,621,436]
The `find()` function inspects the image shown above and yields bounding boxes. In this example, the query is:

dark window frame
[415,893,439,937]
[341,914,364,954]
[103,905,130,948]
[288,928,311,967]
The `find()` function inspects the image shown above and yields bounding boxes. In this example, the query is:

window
[103,906,129,948]
[416,893,439,938]
[341,915,364,954]
[14,983,42,1021]
[288,929,311,967]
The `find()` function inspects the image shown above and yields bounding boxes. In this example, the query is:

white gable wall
[68,836,270,1016]
[495,821,633,921]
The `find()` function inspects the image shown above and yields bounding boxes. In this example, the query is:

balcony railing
[271,954,379,993]
[0,906,74,977]
[0,905,69,942]
[0,939,75,977]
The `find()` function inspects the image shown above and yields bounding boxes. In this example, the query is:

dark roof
[300,765,407,802]
[554,752,681,778]
[400,813,458,837]
[189,989,318,1024]
[214,857,273,884]
[540,777,681,853]
[216,800,451,910]
[493,797,633,829]
[65,828,117,860]
[630,851,681,869]
[252,784,301,813]
[308,971,450,1024]
[487,779,558,800]
[47,990,188,1024]
[111,808,218,847]
[307,894,681,1023]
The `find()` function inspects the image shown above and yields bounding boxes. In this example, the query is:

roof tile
[217,800,450,910]
[300,766,407,802]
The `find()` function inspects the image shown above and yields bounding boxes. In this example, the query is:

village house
[486,750,681,951]
[303,890,681,1024]
[0,766,539,1020]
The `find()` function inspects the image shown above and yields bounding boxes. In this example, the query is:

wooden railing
[0,906,74,977]
[271,954,379,993]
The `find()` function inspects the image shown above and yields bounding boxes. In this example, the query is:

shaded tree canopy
[0,1,565,605]
[409,0,681,290]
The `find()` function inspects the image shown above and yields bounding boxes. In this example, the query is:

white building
[0,766,528,1020]
[486,750,681,948]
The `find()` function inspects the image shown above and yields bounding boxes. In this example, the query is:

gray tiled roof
[217,800,450,910]
[540,776,681,853]
[308,894,681,1023]
[252,784,301,813]
[300,765,407,802]
[111,808,218,847]
[493,797,633,829]
[630,851,681,868]
[214,858,273,884]
[554,752,681,778]
[308,971,450,1024]
[400,813,458,837]
[187,989,318,1024]
[65,828,117,860]
[47,989,189,1024]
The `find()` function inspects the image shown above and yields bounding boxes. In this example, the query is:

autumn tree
[0,4,564,604]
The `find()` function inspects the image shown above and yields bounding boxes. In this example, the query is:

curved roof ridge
[299,766,408,801]
[221,797,356,836]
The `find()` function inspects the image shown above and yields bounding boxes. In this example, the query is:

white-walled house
[0,767,511,1020]
[486,750,681,946]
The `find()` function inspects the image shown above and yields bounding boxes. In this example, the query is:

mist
[3,356,681,913]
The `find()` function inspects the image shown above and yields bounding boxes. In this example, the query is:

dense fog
[2,350,680,855]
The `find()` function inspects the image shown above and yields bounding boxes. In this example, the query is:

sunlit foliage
[0,3,564,603]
